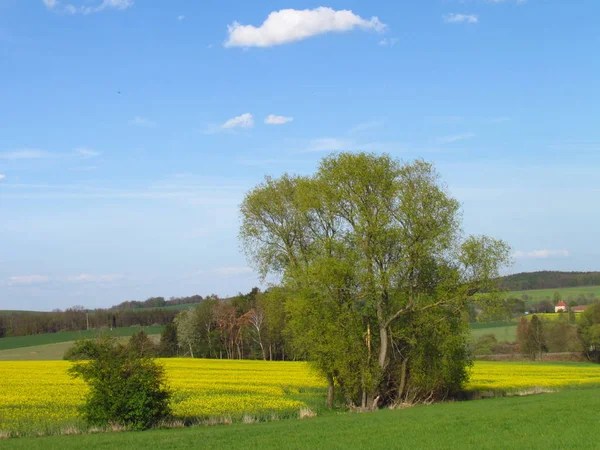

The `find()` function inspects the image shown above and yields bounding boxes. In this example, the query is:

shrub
[473,334,498,355]
[579,303,600,363]
[67,336,171,430]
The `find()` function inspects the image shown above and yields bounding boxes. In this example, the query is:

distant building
[571,305,589,313]
[555,301,568,313]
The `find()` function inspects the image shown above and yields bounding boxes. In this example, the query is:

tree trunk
[269,344,273,361]
[378,326,388,369]
[398,358,408,401]
[189,342,194,359]
[327,373,335,408]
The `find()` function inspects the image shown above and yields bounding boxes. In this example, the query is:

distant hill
[498,271,600,291]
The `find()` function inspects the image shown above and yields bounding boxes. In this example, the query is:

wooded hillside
[499,271,600,291]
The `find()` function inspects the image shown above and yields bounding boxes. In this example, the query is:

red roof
[571,305,588,312]
[556,301,568,307]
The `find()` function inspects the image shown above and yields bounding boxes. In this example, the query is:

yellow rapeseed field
[468,361,600,391]
[1,359,600,434]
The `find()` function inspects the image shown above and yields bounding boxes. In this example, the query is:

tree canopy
[240,152,511,408]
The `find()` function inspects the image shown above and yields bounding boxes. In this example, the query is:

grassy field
[0,342,82,361]
[0,326,164,352]
[507,285,600,304]
[0,334,161,361]
[3,386,600,449]
[470,322,517,342]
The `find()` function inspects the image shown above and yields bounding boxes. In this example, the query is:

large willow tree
[240,153,510,408]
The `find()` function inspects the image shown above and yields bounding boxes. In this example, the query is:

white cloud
[0,174,5,180]
[438,132,476,143]
[178,15,185,21]
[65,274,124,283]
[43,0,133,15]
[444,14,479,24]
[513,250,570,259]
[8,275,51,285]
[75,147,100,158]
[0,149,51,160]
[305,137,351,153]
[225,7,386,48]
[129,116,156,127]
[265,114,293,125]
[378,37,399,47]
[221,113,254,130]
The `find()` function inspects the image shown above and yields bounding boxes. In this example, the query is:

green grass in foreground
[4,387,599,449]
[0,326,164,351]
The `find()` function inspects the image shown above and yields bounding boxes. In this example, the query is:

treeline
[499,271,600,291]
[110,295,204,310]
[0,293,206,338]
[164,288,287,361]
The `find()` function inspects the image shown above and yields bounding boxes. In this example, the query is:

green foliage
[158,322,179,357]
[240,152,510,407]
[472,334,498,355]
[128,330,157,357]
[391,309,471,402]
[579,303,600,362]
[67,337,171,430]
[543,315,582,353]
[517,315,547,360]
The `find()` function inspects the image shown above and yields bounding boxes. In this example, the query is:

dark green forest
[499,271,600,291]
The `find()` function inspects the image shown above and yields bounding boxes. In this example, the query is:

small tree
[527,315,547,360]
[129,330,157,357]
[68,337,171,430]
[159,322,179,357]
[579,303,600,363]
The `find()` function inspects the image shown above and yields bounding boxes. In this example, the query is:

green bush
[472,334,498,355]
[67,336,171,430]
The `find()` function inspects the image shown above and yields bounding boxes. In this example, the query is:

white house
[555,301,568,313]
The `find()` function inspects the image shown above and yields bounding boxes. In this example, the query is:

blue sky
[1,0,599,310]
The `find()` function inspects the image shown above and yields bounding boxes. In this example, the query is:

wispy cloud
[43,0,133,15]
[0,149,51,160]
[438,132,476,143]
[177,15,185,21]
[0,174,5,181]
[349,120,384,133]
[129,116,156,127]
[221,113,254,130]
[444,13,479,24]
[65,274,124,283]
[378,37,399,47]
[225,7,386,48]
[513,249,570,259]
[75,147,100,158]
[265,114,293,125]
[7,275,51,286]
[304,137,352,153]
